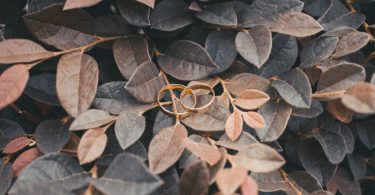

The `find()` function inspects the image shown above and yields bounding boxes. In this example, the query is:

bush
[1,0,375,194]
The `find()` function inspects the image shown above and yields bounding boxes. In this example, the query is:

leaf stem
[345,0,375,41]
[9,103,40,124]
[217,77,238,110]
[280,169,302,195]
[27,35,133,69]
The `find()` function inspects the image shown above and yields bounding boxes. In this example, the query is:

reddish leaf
[3,136,32,154]
[12,148,42,176]
[0,39,53,64]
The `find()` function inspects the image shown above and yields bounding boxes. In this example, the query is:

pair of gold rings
[157,83,215,116]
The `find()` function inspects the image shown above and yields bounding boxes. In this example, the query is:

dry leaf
[241,177,258,195]
[233,143,285,173]
[234,90,270,110]
[56,52,99,117]
[12,148,42,177]
[149,124,188,174]
[0,39,53,64]
[216,165,248,195]
[70,109,115,130]
[77,127,107,164]
[340,82,375,114]
[241,111,266,129]
[0,65,29,109]
[271,12,323,37]
[3,136,32,154]
[225,109,243,141]
[183,138,221,166]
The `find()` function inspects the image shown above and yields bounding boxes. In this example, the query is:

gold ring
[180,83,215,113]
[157,84,197,116]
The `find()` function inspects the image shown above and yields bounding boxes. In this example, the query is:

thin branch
[345,0,375,41]
[280,169,303,195]
[9,103,40,124]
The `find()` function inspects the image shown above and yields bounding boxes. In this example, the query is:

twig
[25,35,133,69]
[345,0,375,41]
[9,103,40,124]
[280,169,302,195]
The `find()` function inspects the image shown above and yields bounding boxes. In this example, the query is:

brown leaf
[235,25,272,68]
[3,136,32,154]
[234,90,270,110]
[225,109,243,141]
[77,127,108,164]
[137,0,155,8]
[332,31,370,58]
[183,138,221,166]
[113,36,151,80]
[242,111,266,129]
[317,63,365,93]
[125,61,166,103]
[216,165,248,195]
[241,177,258,195]
[0,39,53,64]
[233,143,285,173]
[182,95,230,131]
[179,161,210,195]
[327,99,353,123]
[270,12,323,37]
[56,52,99,117]
[209,148,227,184]
[341,82,375,114]
[148,124,188,174]
[0,65,29,109]
[23,4,95,50]
[216,132,258,151]
[227,73,270,97]
[157,40,218,81]
[12,148,42,176]
[64,0,103,10]
[70,109,115,130]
